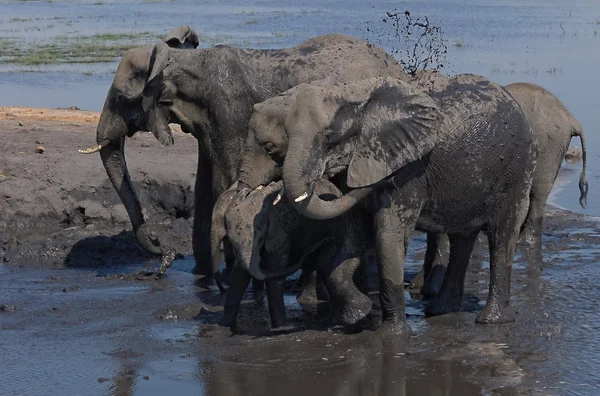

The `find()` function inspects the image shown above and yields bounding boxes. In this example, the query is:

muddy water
[2,210,600,395]
[2,0,600,395]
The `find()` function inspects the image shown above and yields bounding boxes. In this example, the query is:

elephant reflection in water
[195,336,492,396]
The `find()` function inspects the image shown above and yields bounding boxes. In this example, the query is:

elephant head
[78,26,199,258]
[280,77,443,220]
[237,78,337,191]
[211,180,337,284]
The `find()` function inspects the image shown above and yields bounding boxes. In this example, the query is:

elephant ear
[163,25,199,49]
[142,41,174,146]
[346,82,443,188]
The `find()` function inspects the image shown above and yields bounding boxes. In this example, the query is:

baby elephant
[210,180,371,330]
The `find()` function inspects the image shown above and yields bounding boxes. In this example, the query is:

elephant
[78,25,200,270]
[506,82,588,247]
[411,81,589,296]
[210,180,371,330]
[248,75,537,334]
[89,33,410,276]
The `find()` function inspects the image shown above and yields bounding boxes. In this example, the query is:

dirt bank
[0,107,198,268]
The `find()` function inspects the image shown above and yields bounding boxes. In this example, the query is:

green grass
[0,32,160,66]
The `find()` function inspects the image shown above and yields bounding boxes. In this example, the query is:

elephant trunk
[282,129,372,220]
[96,109,162,257]
[575,128,588,208]
[241,237,339,281]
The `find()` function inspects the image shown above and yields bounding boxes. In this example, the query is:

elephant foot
[195,274,214,290]
[192,264,212,276]
[475,301,516,324]
[408,267,425,291]
[218,311,236,328]
[420,264,446,297]
[340,293,373,326]
[377,317,412,337]
[297,286,319,305]
[423,294,461,317]
[270,317,287,330]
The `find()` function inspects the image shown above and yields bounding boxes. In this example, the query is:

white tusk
[294,192,310,203]
[273,193,282,205]
[78,145,102,154]
[255,185,264,190]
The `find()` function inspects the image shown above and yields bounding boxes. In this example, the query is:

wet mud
[1,113,599,393]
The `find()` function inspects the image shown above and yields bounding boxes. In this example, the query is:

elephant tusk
[78,145,102,154]
[273,193,282,205]
[255,185,264,190]
[294,192,310,203]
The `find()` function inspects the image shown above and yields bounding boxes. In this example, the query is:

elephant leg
[221,238,235,285]
[252,278,265,293]
[296,269,320,304]
[326,254,372,326]
[375,197,420,336]
[316,271,330,302]
[192,155,213,275]
[475,225,519,324]
[266,278,286,329]
[520,191,547,263]
[423,232,477,316]
[219,266,251,329]
[419,233,450,297]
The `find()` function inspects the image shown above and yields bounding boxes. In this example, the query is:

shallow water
[2,210,600,395]
[2,1,600,395]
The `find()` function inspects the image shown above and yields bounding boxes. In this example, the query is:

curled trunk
[282,128,373,220]
[98,123,163,257]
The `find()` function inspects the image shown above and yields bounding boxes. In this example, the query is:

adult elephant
[78,24,200,266]
[268,75,536,333]
[506,82,587,247]
[94,34,408,275]
[411,81,589,296]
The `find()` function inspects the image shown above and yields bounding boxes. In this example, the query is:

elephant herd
[81,25,588,335]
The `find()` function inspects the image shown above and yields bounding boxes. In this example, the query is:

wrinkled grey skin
[273,75,536,334]
[102,33,408,275]
[83,25,199,267]
[411,81,589,296]
[211,180,370,330]
[507,82,588,247]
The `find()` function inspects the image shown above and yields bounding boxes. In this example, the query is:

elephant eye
[158,98,173,106]
[263,142,276,154]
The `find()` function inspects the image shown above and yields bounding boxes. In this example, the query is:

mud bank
[0,108,198,268]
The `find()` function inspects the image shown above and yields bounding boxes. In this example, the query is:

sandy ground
[2,109,600,395]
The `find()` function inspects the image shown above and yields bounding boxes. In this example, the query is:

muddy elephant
[210,180,370,330]
[251,75,537,334]
[411,81,589,296]
[78,25,200,268]
[506,82,588,247]
[89,33,409,275]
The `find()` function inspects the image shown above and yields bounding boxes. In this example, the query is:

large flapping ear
[163,25,199,49]
[346,81,443,188]
[142,41,173,146]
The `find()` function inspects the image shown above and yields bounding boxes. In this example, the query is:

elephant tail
[575,128,588,208]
